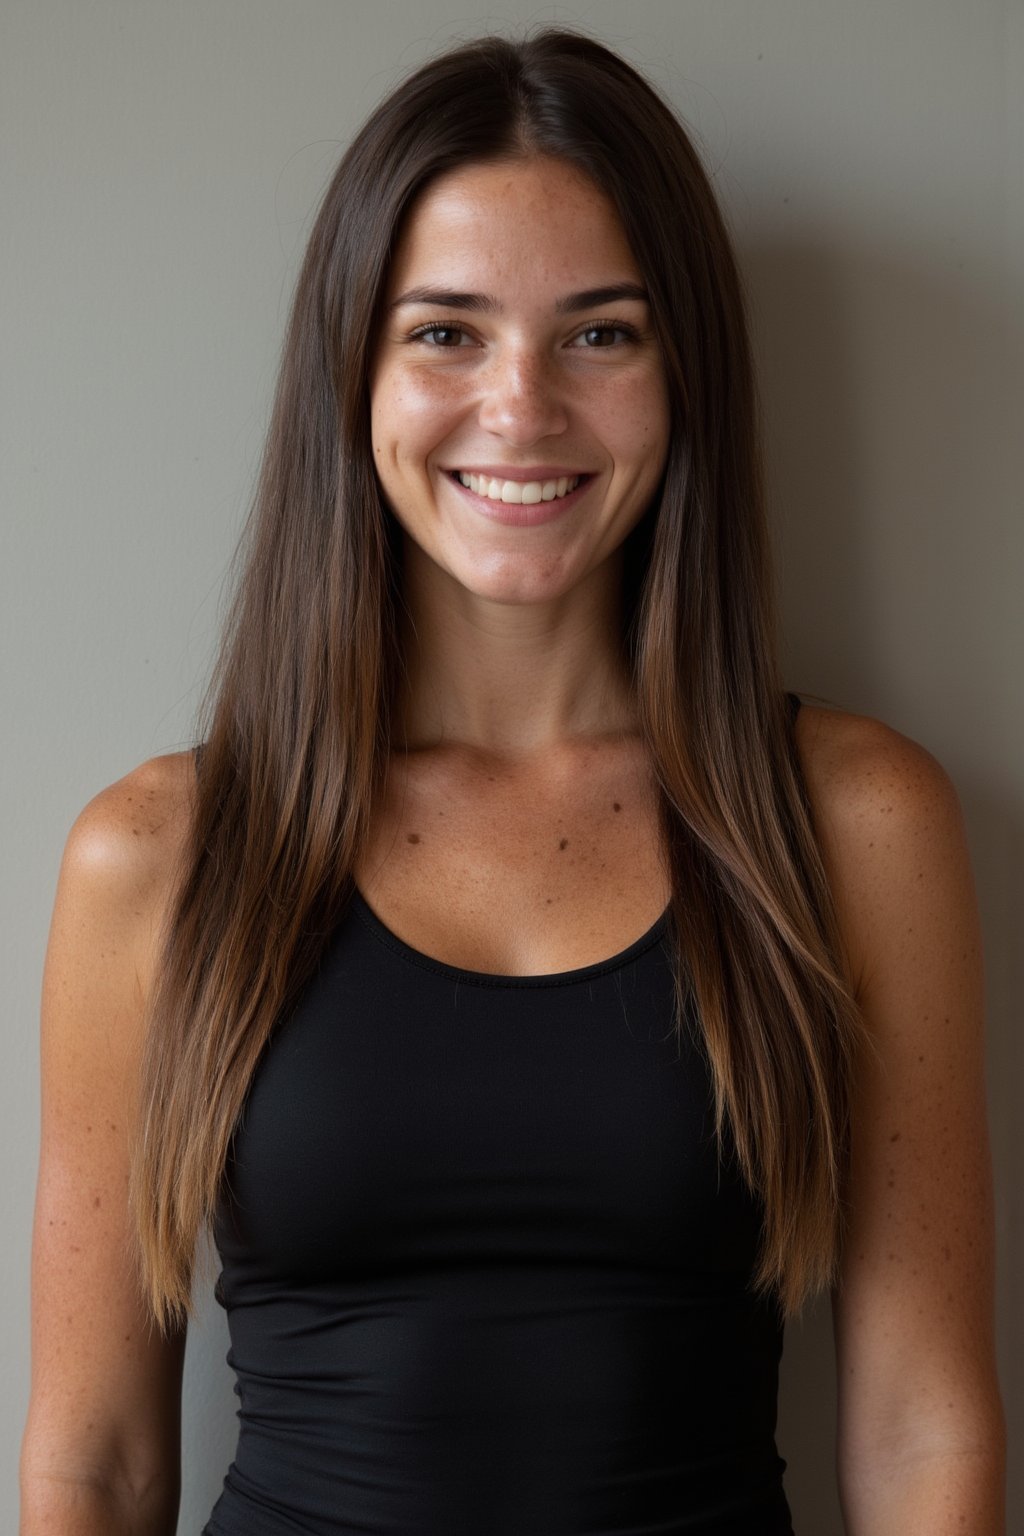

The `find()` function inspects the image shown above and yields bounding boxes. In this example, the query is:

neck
[390,543,640,759]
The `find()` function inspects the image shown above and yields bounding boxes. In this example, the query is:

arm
[797,706,1006,1535]
[20,761,191,1534]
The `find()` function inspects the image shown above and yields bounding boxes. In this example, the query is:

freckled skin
[24,755,191,1522]
[369,156,671,613]
[796,705,1003,1521]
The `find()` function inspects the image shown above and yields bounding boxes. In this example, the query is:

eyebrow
[389,282,650,313]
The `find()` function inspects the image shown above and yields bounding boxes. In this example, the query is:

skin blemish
[889,1132,901,1142]
[93,1197,101,1209]
[559,838,569,850]
[406,832,421,844]
[612,801,621,812]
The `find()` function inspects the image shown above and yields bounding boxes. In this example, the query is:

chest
[216,906,763,1291]
[352,739,671,976]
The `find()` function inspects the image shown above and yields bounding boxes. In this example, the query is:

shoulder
[790,700,973,998]
[62,748,197,900]
[65,748,197,872]
[807,713,1000,1474]
[56,749,199,998]
[791,698,959,823]
[26,756,197,1487]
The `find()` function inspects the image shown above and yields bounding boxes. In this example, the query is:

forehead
[385,156,642,296]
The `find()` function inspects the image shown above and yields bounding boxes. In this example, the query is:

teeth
[457,472,581,504]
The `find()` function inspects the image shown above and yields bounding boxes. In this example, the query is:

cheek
[372,367,470,465]
[595,372,670,473]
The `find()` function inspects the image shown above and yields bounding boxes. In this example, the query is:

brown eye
[572,323,637,348]
[413,323,471,347]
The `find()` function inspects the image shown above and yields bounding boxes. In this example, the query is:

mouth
[449,471,588,506]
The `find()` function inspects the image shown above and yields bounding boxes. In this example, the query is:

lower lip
[447,473,592,526]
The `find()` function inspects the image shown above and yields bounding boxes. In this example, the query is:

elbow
[20,1441,181,1536]
[837,1402,1007,1535]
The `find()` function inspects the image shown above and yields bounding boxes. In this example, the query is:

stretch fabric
[201,697,803,1534]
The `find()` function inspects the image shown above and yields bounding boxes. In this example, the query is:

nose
[475,345,569,445]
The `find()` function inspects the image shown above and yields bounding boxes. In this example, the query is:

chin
[448,557,582,607]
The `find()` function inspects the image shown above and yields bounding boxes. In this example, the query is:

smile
[454,472,583,505]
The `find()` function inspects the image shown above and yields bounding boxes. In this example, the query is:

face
[369,155,671,608]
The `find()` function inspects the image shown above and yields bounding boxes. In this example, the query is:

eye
[570,321,639,349]
[409,322,474,348]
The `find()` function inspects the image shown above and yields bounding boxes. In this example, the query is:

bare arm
[20,760,192,1534]
[798,706,1005,1534]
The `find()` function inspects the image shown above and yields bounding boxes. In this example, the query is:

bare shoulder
[59,749,198,987]
[790,700,974,997]
[24,754,200,1498]
[794,708,1002,1493]
[792,699,959,820]
[66,748,197,886]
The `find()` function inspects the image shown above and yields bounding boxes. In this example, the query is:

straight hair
[131,28,867,1331]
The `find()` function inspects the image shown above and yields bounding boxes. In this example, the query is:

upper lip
[446,465,592,481]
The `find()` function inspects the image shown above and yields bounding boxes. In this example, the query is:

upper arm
[21,759,191,1515]
[795,707,1004,1473]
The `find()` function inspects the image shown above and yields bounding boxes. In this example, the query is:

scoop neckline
[349,886,670,989]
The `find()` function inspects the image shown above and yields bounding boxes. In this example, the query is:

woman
[20,29,1004,1536]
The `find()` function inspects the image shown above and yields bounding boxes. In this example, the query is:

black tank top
[202,703,801,1535]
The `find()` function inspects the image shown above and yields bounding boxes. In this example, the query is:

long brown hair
[132,28,865,1330]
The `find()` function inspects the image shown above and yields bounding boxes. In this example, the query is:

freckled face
[369,156,671,605]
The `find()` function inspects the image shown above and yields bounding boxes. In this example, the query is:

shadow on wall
[777,1292,841,1533]
[745,238,1016,717]
[175,241,1021,1535]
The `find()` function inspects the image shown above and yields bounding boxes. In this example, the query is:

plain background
[3,2,1020,1531]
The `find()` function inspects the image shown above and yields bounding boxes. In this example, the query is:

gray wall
[4,2,1020,1531]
